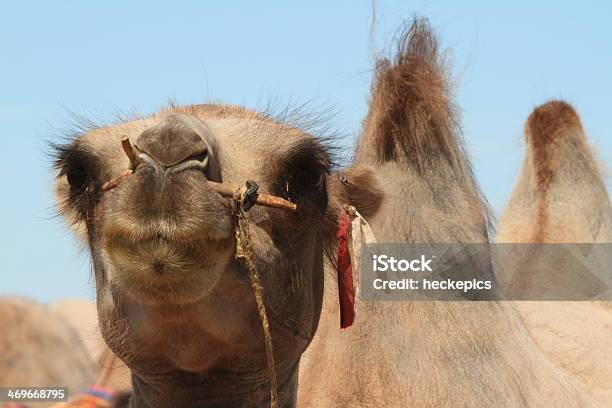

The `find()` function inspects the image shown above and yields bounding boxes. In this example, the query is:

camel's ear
[326,165,382,329]
[329,164,384,219]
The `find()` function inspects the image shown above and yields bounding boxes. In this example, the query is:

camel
[297,20,597,407]
[496,101,612,406]
[0,297,95,407]
[51,17,596,407]
[51,78,384,405]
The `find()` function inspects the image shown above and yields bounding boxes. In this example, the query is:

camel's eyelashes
[52,143,101,220]
[54,148,94,195]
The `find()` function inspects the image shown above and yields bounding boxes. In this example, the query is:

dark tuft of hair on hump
[524,100,589,242]
[526,100,584,191]
[526,100,582,144]
[361,18,465,172]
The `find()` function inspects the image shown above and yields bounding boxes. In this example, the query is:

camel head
[52,105,382,401]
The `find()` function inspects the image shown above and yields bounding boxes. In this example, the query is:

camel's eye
[294,169,324,190]
[66,164,88,193]
[275,139,331,207]
[282,168,327,205]
[52,142,101,223]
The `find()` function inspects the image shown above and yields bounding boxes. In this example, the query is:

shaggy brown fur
[360,20,464,174]
[299,19,593,407]
[526,101,587,242]
[356,19,490,242]
[527,100,582,178]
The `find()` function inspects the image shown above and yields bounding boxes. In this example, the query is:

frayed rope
[232,186,279,408]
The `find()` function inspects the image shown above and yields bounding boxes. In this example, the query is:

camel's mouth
[102,233,234,305]
[95,152,238,305]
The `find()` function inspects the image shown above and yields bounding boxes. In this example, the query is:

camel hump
[525,100,590,190]
[526,100,584,149]
[360,18,463,171]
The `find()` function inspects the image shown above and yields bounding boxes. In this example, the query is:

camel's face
[53,106,354,374]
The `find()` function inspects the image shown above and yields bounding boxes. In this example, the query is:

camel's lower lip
[102,235,233,305]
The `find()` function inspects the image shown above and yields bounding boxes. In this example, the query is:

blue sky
[1,1,611,301]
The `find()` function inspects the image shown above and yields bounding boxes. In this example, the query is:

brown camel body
[0,297,95,407]
[497,101,612,407]
[298,22,595,407]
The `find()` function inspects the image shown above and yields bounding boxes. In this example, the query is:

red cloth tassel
[336,213,355,329]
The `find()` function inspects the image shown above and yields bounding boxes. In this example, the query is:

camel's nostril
[134,112,222,181]
[164,146,211,175]
[190,149,208,163]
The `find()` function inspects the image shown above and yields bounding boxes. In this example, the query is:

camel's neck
[128,362,299,408]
